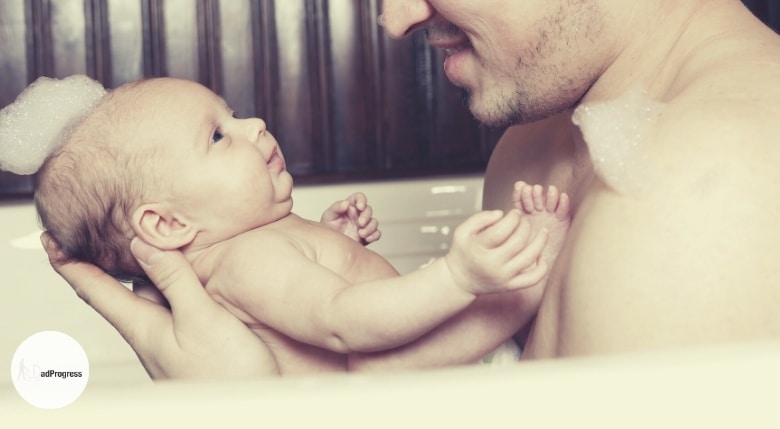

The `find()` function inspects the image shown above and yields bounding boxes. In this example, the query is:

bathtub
[2,174,779,425]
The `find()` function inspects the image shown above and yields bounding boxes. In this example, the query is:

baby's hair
[34,80,161,282]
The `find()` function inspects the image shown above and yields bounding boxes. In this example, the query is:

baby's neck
[184,212,305,282]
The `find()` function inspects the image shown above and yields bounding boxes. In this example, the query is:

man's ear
[131,203,197,250]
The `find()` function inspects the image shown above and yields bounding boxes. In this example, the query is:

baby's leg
[512,182,571,272]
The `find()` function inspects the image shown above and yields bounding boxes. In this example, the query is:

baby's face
[132,78,294,242]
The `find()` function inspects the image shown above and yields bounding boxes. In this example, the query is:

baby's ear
[131,203,196,250]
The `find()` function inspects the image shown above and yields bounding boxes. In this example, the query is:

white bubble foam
[572,86,665,195]
[0,75,106,175]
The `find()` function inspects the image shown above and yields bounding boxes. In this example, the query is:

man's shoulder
[557,91,780,353]
[545,35,780,356]
[650,80,780,189]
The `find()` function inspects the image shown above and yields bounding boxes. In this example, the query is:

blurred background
[3,1,775,198]
[0,0,508,198]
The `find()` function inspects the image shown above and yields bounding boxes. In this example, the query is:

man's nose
[379,0,435,39]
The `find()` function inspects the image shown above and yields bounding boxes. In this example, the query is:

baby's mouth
[267,146,285,170]
[267,146,277,164]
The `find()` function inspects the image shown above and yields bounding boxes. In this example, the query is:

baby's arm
[320,192,381,245]
[217,211,548,354]
[349,184,572,371]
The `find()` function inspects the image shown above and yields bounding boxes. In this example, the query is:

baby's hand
[444,210,549,294]
[320,192,381,245]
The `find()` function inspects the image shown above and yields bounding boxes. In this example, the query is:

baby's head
[35,80,164,281]
[1,76,294,281]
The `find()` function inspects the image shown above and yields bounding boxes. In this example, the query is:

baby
[0,76,571,375]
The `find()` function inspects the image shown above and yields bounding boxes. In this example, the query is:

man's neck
[581,0,716,105]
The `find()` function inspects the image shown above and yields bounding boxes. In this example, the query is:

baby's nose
[245,117,266,142]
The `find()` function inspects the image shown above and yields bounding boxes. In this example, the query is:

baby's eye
[211,129,224,144]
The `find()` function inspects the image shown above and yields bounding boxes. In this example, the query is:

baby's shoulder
[226,227,305,256]
[209,228,313,287]
[209,228,302,274]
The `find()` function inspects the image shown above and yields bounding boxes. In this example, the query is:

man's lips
[428,34,472,56]
[438,40,473,84]
[444,43,471,57]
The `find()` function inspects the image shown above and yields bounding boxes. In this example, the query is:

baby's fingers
[357,205,374,226]
[361,229,382,244]
[506,261,549,289]
[506,229,548,272]
[456,210,504,237]
[347,192,368,211]
[474,210,524,248]
[321,200,349,221]
[359,218,379,236]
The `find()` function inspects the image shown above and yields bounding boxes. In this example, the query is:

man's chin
[468,101,517,128]
[468,96,555,127]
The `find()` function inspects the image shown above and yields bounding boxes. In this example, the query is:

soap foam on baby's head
[0,75,106,175]
[572,86,665,195]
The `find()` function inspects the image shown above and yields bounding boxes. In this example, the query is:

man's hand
[41,233,279,379]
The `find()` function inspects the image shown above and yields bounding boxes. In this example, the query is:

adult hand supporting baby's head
[40,232,278,379]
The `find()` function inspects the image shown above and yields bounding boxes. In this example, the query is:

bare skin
[512,182,570,274]
[381,0,780,357]
[41,182,569,377]
[41,0,780,378]
[525,4,780,357]
[36,76,559,377]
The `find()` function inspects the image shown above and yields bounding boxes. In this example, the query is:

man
[44,0,780,376]
[382,0,780,356]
